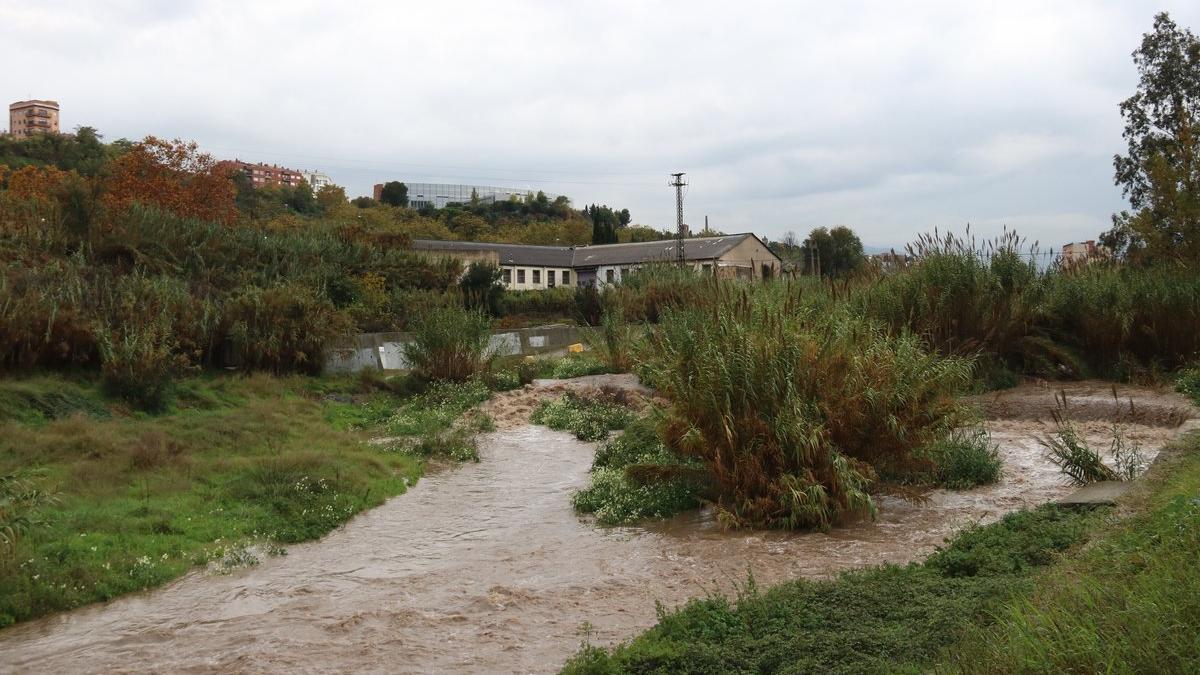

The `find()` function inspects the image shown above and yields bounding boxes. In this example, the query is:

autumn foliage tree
[103,137,238,225]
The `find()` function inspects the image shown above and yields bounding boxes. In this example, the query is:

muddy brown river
[1,381,1195,674]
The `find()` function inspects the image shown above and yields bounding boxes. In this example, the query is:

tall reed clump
[851,229,1073,379]
[586,304,640,373]
[1042,262,1200,375]
[402,305,492,381]
[643,284,972,530]
[611,263,711,323]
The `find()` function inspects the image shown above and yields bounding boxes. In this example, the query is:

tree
[1104,12,1200,263]
[459,261,504,315]
[379,181,409,207]
[288,180,318,215]
[586,204,620,244]
[802,226,865,277]
[351,196,377,208]
[316,184,347,213]
[103,137,237,225]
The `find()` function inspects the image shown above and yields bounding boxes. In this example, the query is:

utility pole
[670,172,687,266]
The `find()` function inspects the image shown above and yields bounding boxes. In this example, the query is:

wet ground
[1,380,1195,674]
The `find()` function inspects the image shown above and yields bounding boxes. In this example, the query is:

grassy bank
[0,372,479,627]
[947,432,1200,673]
[563,432,1200,674]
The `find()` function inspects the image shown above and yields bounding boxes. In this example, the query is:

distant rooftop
[411,233,762,268]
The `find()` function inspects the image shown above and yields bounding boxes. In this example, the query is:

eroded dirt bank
[0,381,1194,674]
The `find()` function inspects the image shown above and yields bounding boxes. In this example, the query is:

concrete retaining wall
[325,324,587,373]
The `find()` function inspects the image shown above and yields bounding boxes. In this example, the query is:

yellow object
[525,355,537,361]
[567,343,585,353]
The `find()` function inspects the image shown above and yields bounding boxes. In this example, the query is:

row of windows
[501,268,570,286]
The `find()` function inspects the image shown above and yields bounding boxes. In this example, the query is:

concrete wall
[325,324,587,373]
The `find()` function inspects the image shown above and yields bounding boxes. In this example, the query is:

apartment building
[219,160,306,188]
[8,100,60,138]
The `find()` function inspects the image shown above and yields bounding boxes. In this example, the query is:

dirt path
[0,381,1194,674]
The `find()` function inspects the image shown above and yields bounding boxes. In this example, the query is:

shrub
[1176,363,1200,405]
[223,284,351,374]
[95,317,191,411]
[643,284,972,530]
[459,261,504,315]
[586,305,639,373]
[548,355,610,379]
[572,467,702,525]
[573,283,604,325]
[926,426,1003,489]
[402,305,491,381]
[0,470,56,558]
[530,391,634,441]
[499,286,574,319]
[574,415,707,524]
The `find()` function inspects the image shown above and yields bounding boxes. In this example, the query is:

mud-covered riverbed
[1,381,1194,674]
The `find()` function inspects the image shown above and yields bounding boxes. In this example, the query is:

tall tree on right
[1104,12,1200,263]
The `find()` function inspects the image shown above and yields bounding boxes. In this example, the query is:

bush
[548,355,611,379]
[95,318,191,412]
[223,284,351,374]
[927,426,1003,489]
[530,391,634,441]
[572,467,702,525]
[0,470,56,558]
[574,415,707,524]
[498,286,574,319]
[1176,363,1200,405]
[402,305,491,381]
[586,305,640,373]
[643,284,972,530]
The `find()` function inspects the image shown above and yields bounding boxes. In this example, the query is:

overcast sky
[5,1,1199,249]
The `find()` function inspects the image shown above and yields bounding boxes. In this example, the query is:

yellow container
[567,343,585,354]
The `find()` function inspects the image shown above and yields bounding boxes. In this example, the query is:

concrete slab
[1057,480,1131,506]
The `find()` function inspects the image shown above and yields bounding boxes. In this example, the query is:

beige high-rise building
[8,100,60,138]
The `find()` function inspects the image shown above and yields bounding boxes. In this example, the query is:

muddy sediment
[0,381,1195,674]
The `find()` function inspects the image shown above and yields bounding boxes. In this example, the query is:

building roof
[9,100,59,110]
[411,233,774,268]
[411,239,576,267]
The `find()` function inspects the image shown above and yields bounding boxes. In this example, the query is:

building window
[606,269,615,283]
[562,270,570,285]
[532,270,541,284]
[502,268,512,284]
[547,270,556,287]
[702,263,712,274]
[517,269,526,284]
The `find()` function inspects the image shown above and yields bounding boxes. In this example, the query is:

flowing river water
[1,380,1195,674]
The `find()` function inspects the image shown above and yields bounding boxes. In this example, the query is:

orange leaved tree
[103,137,237,225]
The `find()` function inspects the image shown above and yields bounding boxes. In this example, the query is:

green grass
[1176,363,1200,405]
[946,432,1200,673]
[0,372,428,628]
[563,506,1102,674]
